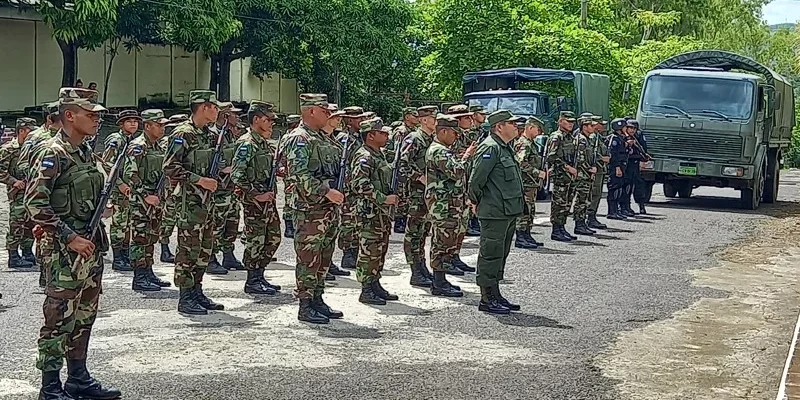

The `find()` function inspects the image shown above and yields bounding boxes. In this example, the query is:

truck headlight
[722,167,743,177]
[641,161,654,170]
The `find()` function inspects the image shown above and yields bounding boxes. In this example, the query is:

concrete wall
[0,14,300,114]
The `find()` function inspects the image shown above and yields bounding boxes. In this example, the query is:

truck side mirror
[623,83,631,101]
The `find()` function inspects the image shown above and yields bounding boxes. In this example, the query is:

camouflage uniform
[335,109,366,267]
[572,128,594,224]
[515,134,543,233]
[158,119,183,250]
[208,120,241,269]
[443,105,477,271]
[0,118,37,265]
[588,120,609,222]
[279,116,300,237]
[546,122,577,227]
[101,113,139,255]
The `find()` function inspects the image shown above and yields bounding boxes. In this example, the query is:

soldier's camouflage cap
[116,109,142,124]
[249,100,277,119]
[446,104,471,118]
[359,117,384,134]
[141,109,170,124]
[58,88,107,112]
[363,111,376,119]
[286,114,301,124]
[327,104,346,118]
[525,116,544,127]
[189,90,224,106]
[165,114,188,128]
[402,107,418,116]
[469,104,487,114]
[299,93,328,108]
[436,114,460,129]
[592,115,608,124]
[559,111,576,121]
[487,109,518,126]
[417,105,439,117]
[16,117,37,130]
[342,106,365,117]
[390,120,403,128]
[43,101,60,115]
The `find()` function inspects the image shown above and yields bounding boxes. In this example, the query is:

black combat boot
[159,243,175,263]
[638,203,647,215]
[244,270,276,295]
[373,279,398,301]
[177,287,207,315]
[324,272,336,281]
[194,283,224,310]
[431,271,463,297]
[39,370,73,400]
[258,268,281,291]
[525,232,544,247]
[222,250,244,270]
[606,199,625,220]
[515,231,538,249]
[478,286,510,315]
[312,292,343,319]
[409,261,433,288]
[110,249,132,272]
[494,284,521,311]
[64,359,122,400]
[39,268,47,288]
[419,259,434,281]
[359,282,387,305]
[21,245,37,266]
[206,254,228,275]
[283,219,295,238]
[393,215,407,234]
[145,266,171,287]
[443,261,465,276]
[298,298,329,324]
[328,261,350,276]
[466,217,481,236]
[8,250,34,269]
[587,214,608,229]
[451,254,476,272]
[574,221,595,236]
[340,248,358,269]
[551,225,572,242]
[132,269,160,292]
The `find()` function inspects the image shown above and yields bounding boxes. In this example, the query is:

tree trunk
[209,55,220,93]
[218,56,232,101]
[57,38,78,87]
[102,39,121,106]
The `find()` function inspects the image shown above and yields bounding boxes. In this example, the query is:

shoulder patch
[359,158,368,165]
[482,153,492,159]
[236,144,250,160]
[404,138,413,144]
[445,151,453,157]
[131,145,143,156]
[107,142,118,148]
[172,137,184,145]
[41,158,55,169]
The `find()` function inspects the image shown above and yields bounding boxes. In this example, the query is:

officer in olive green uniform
[468,110,524,315]
[0,117,37,269]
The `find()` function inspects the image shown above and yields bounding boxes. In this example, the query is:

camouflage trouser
[453,206,469,254]
[283,182,295,222]
[242,201,281,270]
[109,194,130,250]
[129,194,161,270]
[430,216,463,273]
[403,189,430,268]
[516,186,539,232]
[549,177,574,226]
[572,178,592,222]
[293,208,337,299]
[396,184,409,216]
[212,190,240,254]
[337,198,359,252]
[159,184,179,245]
[6,192,33,251]
[37,232,103,372]
[589,173,605,215]
[174,195,215,288]
[355,214,391,284]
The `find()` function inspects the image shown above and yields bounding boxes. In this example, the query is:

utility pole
[580,0,588,28]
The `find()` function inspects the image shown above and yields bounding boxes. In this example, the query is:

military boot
[177,287,207,315]
[443,261,465,276]
[64,359,122,400]
[258,268,281,291]
[21,245,37,266]
[451,254,476,272]
[638,203,647,215]
[244,270,276,295]
[419,259,434,281]
[515,231,538,249]
[340,248,358,269]
[574,221,595,236]
[551,225,572,242]
[110,249,132,272]
[373,279,398,301]
[359,282,387,305]
[206,254,228,275]
[298,298,329,324]
[431,271,463,297]
[194,283,224,310]
[478,286,510,315]
[39,371,73,400]
[39,268,47,288]
[222,250,244,270]
[409,262,433,288]
[494,284,521,311]
[525,232,545,247]
[466,217,481,236]
[283,219,295,238]
[328,261,350,276]
[324,272,336,281]
[587,214,608,230]
[312,292,344,319]
[8,250,34,269]
[132,269,160,292]
[159,243,175,263]
[145,266,171,288]
[393,215,407,234]
[606,200,625,220]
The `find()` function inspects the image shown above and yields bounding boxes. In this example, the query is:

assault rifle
[389,139,402,195]
[259,148,282,213]
[203,120,228,203]
[336,133,351,191]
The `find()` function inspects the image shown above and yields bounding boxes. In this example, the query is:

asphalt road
[2,172,800,400]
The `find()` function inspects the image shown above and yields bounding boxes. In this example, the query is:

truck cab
[464,90,554,131]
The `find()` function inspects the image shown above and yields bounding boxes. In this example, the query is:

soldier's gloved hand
[144,195,160,207]
[615,167,623,177]
[384,195,399,206]
[197,177,219,192]
[255,192,275,203]
[12,180,25,190]
[325,189,345,205]
[68,236,96,259]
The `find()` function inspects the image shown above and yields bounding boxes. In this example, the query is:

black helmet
[626,119,640,128]
[610,118,625,131]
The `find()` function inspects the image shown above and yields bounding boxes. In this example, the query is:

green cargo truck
[637,50,795,210]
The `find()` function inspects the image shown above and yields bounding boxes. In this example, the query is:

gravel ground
[2,171,800,400]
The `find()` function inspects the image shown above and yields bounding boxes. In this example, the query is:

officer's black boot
[409,262,433,288]
[443,260,465,276]
[132,268,161,292]
[258,267,281,291]
[64,359,122,400]
[478,286,510,315]
[431,271,463,297]
[145,266,171,287]
[606,199,624,220]
[206,254,228,275]
[359,282,387,305]
[525,231,544,247]
[574,221,595,236]
[8,250,34,269]
[177,287,207,315]
[638,203,647,215]
[373,279,398,301]
[515,231,538,249]
[393,215,406,234]
[328,261,350,276]
[244,269,276,295]
[451,254,476,272]
[466,217,481,236]
[312,292,343,319]
[110,249,132,272]
[587,214,608,229]
[194,282,224,310]
[222,250,244,270]
[341,248,358,270]
[39,370,73,400]
[283,219,295,238]
[298,298,329,324]
[494,284,521,311]
[22,245,37,266]
[159,243,175,263]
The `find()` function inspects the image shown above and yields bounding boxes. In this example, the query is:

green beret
[487,109,517,126]
[299,93,328,108]
[359,117,384,134]
[141,109,169,124]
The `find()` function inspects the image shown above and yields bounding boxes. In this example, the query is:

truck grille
[646,131,743,161]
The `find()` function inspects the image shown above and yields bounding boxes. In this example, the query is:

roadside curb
[777,308,800,399]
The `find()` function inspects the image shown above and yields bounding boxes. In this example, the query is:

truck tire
[677,185,693,199]
[663,183,677,198]
[763,152,780,204]
[741,167,764,210]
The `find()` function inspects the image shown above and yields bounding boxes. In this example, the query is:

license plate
[678,166,697,176]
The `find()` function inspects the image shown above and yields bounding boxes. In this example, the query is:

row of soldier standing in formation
[0,86,652,400]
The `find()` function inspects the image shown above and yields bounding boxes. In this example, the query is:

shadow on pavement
[605,227,635,234]
[570,240,607,247]
[593,234,624,241]
[495,313,574,329]
[531,247,575,255]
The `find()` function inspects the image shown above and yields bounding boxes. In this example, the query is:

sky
[763,0,800,24]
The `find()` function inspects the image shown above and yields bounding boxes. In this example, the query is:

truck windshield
[641,75,754,120]
[466,95,540,115]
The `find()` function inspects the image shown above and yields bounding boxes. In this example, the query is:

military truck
[637,51,795,210]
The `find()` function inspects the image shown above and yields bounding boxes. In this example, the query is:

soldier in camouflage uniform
[399,105,438,288]
[280,114,301,238]
[335,106,367,270]
[546,111,578,242]
[158,113,189,263]
[514,116,547,249]
[27,88,121,400]
[0,117,37,269]
[572,116,599,236]
[385,107,418,234]
[101,109,141,271]
[284,93,345,324]
[162,90,226,315]
[232,100,283,296]
[466,105,489,236]
[125,109,173,292]
[426,114,477,297]
[349,118,399,305]
[319,105,349,278]
[588,117,610,230]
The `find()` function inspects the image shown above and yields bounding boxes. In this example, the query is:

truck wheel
[763,152,780,204]
[741,167,764,210]
[663,183,677,198]
[677,185,693,199]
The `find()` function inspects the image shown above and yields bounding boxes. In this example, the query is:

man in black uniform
[629,119,650,214]
[606,118,628,220]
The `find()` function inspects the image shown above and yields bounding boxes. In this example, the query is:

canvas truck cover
[655,50,795,144]
[462,68,611,120]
